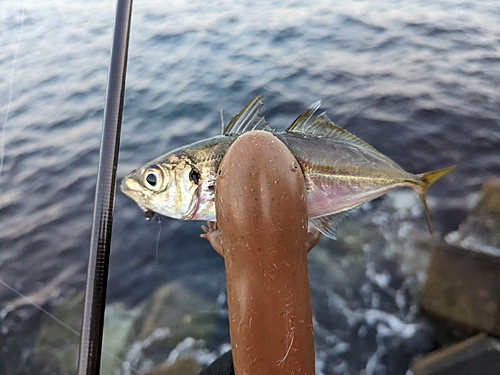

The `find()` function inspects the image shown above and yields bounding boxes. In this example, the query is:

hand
[200,221,223,256]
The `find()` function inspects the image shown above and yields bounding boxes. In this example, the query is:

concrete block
[412,333,500,375]
[418,243,500,336]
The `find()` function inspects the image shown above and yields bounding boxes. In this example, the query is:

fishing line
[0,1,141,373]
[0,278,143,374]
[0,0,26,184]
[154,213,162,265]
[0,279,79,336]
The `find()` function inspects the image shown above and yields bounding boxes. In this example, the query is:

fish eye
[143,166,163,191]
[146,173,157,186]
[189,169,200,185]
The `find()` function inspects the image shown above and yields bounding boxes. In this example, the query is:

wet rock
[418,244,500,336]
[76,282,223,374]
[419,180,500,336]
[472,179,500,217]
[145,357,202,375]
[29,291,146,375]
[143,337,216,375]
[33,291,84,374]
[411,333,500,375]
[134,282,219,366]
[0,265,81,374]
[445,179,500,255]
[101,302,146,375]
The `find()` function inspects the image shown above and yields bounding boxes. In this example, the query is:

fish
[121,95,455,239]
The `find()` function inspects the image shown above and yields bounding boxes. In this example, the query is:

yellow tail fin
[416,165,457,234]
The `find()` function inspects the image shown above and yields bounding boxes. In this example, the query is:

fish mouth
[141,206,157,221]
[121,177,157,220]
[120,177,137,199]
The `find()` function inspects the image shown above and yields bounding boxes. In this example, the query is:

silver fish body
[121,96,454,239]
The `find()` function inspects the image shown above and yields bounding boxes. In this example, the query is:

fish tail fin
[415,165,457,234]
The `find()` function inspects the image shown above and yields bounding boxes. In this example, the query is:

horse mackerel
[121,96,455,239]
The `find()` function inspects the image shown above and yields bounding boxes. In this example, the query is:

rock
[472,179,500,218]
[145,357,202,375]
[144,337,217,375]
[136,282,219,363]
[446,179,500,255]
[101,301,146,375]
[411,333,500,375]
[33,291,84,374]
[31,291,147,375]
[0,265,81,374]
[85,281,222,374]
[418,244,500,336]
[419,180,500,336]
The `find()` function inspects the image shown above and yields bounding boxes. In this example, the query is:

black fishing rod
[77,0,133,374]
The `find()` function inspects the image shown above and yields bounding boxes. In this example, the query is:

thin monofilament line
[0,278,142,374]
[155,214,162,265]
[0,0,26,184]
[0,279,79,336]
[0,3,141,374]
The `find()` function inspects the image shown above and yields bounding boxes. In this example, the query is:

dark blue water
[0,1,499,374]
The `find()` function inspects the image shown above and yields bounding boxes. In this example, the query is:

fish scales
[121,96,455,239]
[277,133,422,219]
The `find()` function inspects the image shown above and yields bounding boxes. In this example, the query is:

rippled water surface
[0,0,499,374]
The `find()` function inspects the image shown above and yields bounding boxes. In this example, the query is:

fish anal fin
[415,165,457,235]
[223,95,270,135]
[309,212,348,240]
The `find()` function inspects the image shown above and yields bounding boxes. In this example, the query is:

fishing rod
[77,0,133,374]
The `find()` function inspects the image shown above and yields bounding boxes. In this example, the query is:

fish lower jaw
[139,205,157,220]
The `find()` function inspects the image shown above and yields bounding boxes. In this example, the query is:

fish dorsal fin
[223,95,270,135]
[309,212,348,240]
[286,100,321,134]
[287,104,381,153]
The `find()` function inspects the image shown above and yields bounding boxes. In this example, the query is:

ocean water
[0,0,499,374]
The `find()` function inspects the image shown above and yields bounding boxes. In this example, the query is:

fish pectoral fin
[309,212,348,240]
[223,95,270,135]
